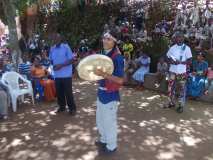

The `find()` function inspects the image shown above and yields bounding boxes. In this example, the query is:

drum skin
[77,54,114,81]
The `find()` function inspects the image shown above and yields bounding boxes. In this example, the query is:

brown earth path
[0,80,213,160]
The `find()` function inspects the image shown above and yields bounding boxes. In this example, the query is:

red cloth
[105,48,122,92]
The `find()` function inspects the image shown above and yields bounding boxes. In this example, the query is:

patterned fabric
[18,62,31,79]
[168,72,188,106]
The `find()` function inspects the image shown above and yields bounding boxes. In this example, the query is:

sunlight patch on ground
[180,136,202,147]
[139,120,160,127]
[11,138,24,146]
[77,151,98,160]
[204,110,213,117]
[144,136,163,146]
[52,138,69,147]
[165,123,175,130]
[140,102,149,107]
[78,133,92,142]
[77,81,94,85]
[209,119,213,125]
[203,154,213,160]
[156,143,183,160]
[21,133,31,141]
[82,108,96,114]
[146,95,161,101]
[8,150,51,160]
[34,120,48,127]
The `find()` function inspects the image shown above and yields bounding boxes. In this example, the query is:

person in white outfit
[166,31,192,113]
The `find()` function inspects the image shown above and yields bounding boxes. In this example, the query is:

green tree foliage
[40,0,121,48]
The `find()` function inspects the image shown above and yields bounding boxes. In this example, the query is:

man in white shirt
[166,31,192,113]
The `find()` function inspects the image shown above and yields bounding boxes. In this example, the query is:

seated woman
[187,52,208,99]
[31,56,56,101]
[132,52,151,90]
[205,64,213,95]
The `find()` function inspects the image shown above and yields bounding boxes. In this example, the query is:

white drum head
[77,54,114,81]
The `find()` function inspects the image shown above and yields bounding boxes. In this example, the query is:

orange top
[31,66,47,78]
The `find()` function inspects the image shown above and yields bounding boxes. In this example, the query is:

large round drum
[77,54,114,81]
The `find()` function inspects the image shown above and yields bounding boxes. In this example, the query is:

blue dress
[187,60,208,97]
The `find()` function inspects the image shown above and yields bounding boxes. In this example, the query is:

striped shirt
[18,62,31,75]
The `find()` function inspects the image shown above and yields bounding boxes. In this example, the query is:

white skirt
[132,67,149,82]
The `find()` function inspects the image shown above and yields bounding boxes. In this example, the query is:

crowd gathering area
[0,0,213,159]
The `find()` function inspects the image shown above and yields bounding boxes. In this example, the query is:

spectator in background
[49,33,76,115]
[124,52,136,85]
[18,54,31,80]
[205,64,213,95]
[31,56,56,102]
[40,49,51,69]
[187,52,208,99]
[0,49,4,76]
[122,36,134,59]
[132,51,151,90]
[155,57,168,88]
[78,40,89,59]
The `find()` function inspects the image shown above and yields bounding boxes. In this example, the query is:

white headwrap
[103,32,117,42]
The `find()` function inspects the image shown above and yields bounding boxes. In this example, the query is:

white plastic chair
[1,71,34,112]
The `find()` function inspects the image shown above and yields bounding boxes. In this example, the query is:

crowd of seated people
[0,36,57,120]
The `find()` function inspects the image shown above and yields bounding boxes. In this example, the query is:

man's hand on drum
[94,68,108,78]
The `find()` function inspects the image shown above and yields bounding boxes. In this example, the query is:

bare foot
[205,90,209,95]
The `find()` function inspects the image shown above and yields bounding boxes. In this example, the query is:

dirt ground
[0,80,213,160]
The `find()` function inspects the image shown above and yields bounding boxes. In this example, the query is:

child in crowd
[205,64,213,95]
[124,53,136,85]
[122,36,134,59]
[155,57,168,88]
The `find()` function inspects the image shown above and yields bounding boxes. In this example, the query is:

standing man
[49,33,76,115]
[166,31,192,113]
[94,31,124,154]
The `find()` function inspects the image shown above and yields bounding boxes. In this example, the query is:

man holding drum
[94,30,124,154]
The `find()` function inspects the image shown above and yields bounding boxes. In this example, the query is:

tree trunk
[1,0,22,70]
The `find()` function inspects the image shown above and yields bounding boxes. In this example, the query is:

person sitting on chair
[132,51,151,90]
[187,52,208,99]
[31,56,56,101]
